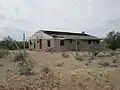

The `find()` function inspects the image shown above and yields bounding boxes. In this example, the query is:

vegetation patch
[0,64,4,67]
[61,52,69,58]
[98,60,110,67]
[105,31,120,50]
[92,50,100,57]
[14,52,34,76]
[41,66,51,74]
[75,55,84,62]
[46,47,55,52]
[0,50,10,58]
[112,59,118,63]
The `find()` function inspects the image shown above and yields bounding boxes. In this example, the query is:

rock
[109,64,118,67]
[97,52,105,57]
[97,52,111,57]
[0,64,4,67]
[0,85,5,90]
[55,62,64,67]
[61,52,69,58]
[98,60,110,67]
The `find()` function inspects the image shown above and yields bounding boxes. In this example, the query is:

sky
[0,0,120,40]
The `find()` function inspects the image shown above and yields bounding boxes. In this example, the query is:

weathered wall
[29,39,54,51]
[54,39,100,52]
[29,31,100,51]
[30,31,53,40]
[78,40,100,51]
[54,39,69,51]
[29,31,54,50]
[54,39,77,52]
[29,40,36,50]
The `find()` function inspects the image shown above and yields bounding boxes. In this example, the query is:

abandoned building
[29,30,101,51]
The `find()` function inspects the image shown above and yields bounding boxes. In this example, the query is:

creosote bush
[92,50,100,57]
[0,64,4,67]
[41,66,51,74]
[0,50,10,58]
[46,47,55,52]
[14,53,25,62]
[112,59,118,63]
[98,60,110,67]
[15,52,34,75]
[18,60,34,75]
[75,55,84,62]
[61,52,69,58]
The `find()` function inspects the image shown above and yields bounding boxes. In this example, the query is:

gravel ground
[0,50,120,90]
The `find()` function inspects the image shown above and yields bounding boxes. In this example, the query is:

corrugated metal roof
[52,34,100,40]
[41,30,90,36]
[30,30,101,40]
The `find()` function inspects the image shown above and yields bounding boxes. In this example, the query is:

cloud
[0,0,120,40]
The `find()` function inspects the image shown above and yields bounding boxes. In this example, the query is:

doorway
[47,40,51,47]
[39,39,42,49]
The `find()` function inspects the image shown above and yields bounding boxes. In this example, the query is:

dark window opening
[39,39,42,49]
[37,40,39,43]
[88,40,91,44]
[60,40,64,46]
[77,41,80,45]
[96,40,100,44]
[47,40,51,47]
[70,39,72,44]
[34,43,36,48]
[30,40,32,45]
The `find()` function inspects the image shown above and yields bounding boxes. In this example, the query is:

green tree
[105,31,120,50]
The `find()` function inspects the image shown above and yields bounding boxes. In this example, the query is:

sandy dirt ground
[0,50,120,90]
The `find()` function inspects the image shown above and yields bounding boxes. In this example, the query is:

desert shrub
[41,66,51,74]
[0,64,4,67]
[97,52,106,57]
[61,52,69,58]
[18,60,34,75]
[109,64,118,67]
[110,52,116,56]
[88,57,93,63]
[14,52,27,62]
[98,61,110,66]
[112,59,118,63]
[75,55,84,62]
[92,50,100,56]
[116,48,120,52]
[0,36,29,50]
[14,53,24,62]
[0,50,10,58]
[15,52,34,75]
[46,47,55,52]
[105,31,120,50]
[40,73,58,90]
[0,85,5,90]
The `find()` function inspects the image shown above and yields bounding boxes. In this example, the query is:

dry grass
[41,66,51,74]
[75,55,84,62]
[46,47,56,52]
[98,60,110,67]
[61,52,69,58]
[112,59,118,63]
[14,52,34,75]
[0,50,10,58]
[0,50,120,90]
[0,64,4,67]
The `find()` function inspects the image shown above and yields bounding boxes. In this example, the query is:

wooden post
[23,33,26,55]
[76,40,78,55]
